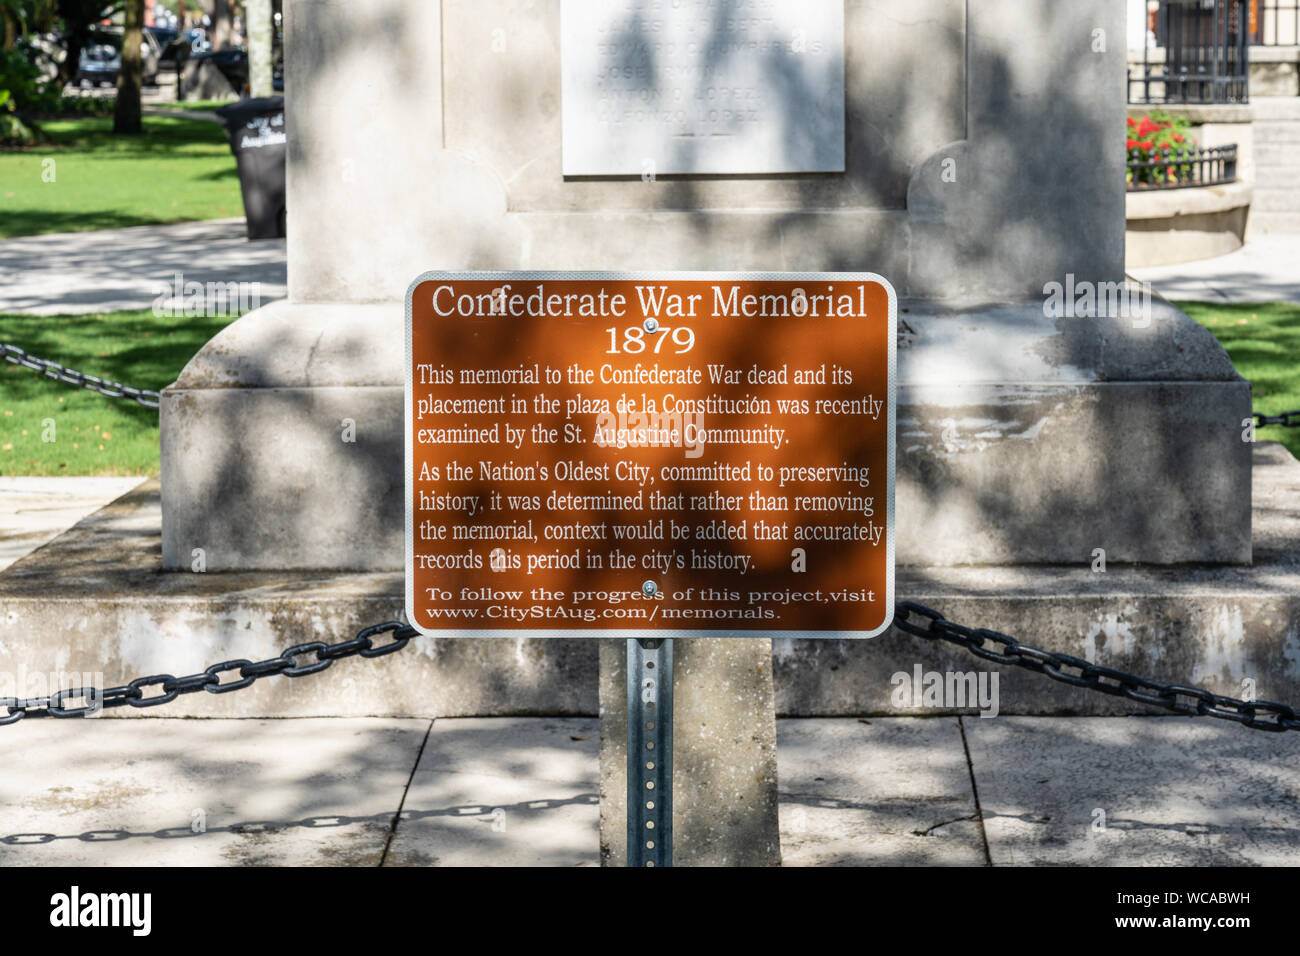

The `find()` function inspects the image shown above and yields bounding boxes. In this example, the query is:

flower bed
[1126,113,1197,187]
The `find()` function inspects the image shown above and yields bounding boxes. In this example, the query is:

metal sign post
[626,635,673,867]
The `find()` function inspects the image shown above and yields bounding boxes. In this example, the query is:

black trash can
[215,96,286,240]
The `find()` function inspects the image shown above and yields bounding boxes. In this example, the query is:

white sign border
[404,270,896,640]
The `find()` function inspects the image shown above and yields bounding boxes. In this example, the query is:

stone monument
[153,0,1253,864]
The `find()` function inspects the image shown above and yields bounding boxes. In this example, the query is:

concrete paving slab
[0,220,286,315]
[1129,234,1300,304]
[2,715,1299,866]
[384,717,600,866]
[965,716,1300,866]
[0,718,429,866]
[0,476,144,572]
[777,717,986,866]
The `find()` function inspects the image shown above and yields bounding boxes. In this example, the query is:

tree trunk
[114,0,144,134]
[210,0,231,49]
[61,29,84,86]
[2,7,16,52]
[247,0,271,97]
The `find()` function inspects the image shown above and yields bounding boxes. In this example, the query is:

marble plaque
[561,0,846,176]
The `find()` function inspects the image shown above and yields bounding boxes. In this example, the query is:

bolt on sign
[405,271,895,638]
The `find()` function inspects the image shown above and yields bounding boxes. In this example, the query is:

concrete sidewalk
[2,715,1297,866]
[1129,233,1300,304]
[0,219,286,316]
[781,716,1300,866]
[0,476,145,573]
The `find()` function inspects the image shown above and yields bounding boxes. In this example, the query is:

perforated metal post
[626,636,673,867]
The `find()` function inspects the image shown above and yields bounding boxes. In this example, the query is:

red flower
[1173,134,1185,143]
[1127,117,1138,128]
[1127,138,1139,149]
[1137,117,1159,137]
[1139,140,1154,150]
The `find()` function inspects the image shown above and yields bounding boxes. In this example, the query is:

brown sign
[405,271,895,637]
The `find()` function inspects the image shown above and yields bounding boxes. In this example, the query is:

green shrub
[0,47,117,143]
[0,89,36,145]
[48,92,116,116]
[0,47,44,109]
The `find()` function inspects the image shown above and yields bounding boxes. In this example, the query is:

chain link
[894,602,1300,732]
[0,621,418,724]
[1256,409,1300,428]
[9,605,1300,733]
[1,343,161,409]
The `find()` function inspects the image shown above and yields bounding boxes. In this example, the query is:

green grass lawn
[0,115,242,238]
[1,309,239,475]
[1177,300,1300,460]
[165,100,237,112]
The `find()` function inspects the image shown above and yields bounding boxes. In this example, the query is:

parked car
[76,43,118,88]
[77,29,162,88]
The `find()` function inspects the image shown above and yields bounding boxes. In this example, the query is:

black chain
[1256,409,1300,428]
[1,342,161,409]
[0,621,417,725]
[894,602,1300,732]
[10,605,1300,732]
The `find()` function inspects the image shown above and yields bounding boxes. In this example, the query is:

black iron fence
[1253,0,1300,46]
[1127,143,1238,190]
[1130,0,1251,104]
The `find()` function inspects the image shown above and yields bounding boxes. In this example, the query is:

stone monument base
[160,294,1252,571]
[7,441,1296,719]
